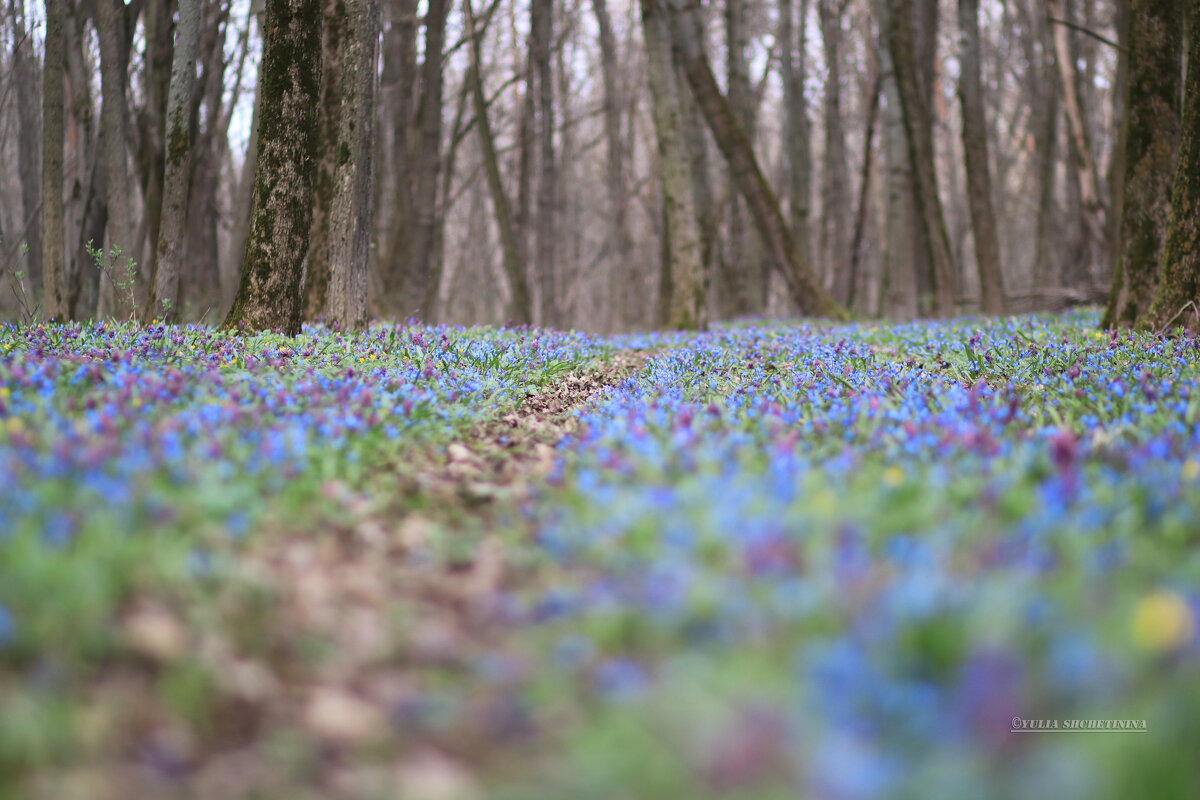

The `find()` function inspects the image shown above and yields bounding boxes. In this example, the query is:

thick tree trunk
[64,2,103,319]
[304,0,344,321]
[95,0,138,318]
[1028,3,1060,287]
[11,0,44,295]
[464,0,533,323]
[886,0,956,316]
[956,0,1006,314]
[875,0,918,321]
[42,0,68,321]
[642,0,704,329]
[1047,0,1106,288]
[1103,0,1181,328]
[325,0,379,330]
[1144,3,1200,332]
[819,0,852,306]
[664,0,843,318]
[146,0,202,321]
[222,0,323,335]
[847,74,881,311]
[532,0,561,327]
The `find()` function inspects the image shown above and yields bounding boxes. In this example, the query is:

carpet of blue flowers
[2,311,1199,799]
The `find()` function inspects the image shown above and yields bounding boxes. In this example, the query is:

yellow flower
[1184,460,1200,481]
[5,417,23,435]
[882,466,904,488]
[1132,591,1196,653]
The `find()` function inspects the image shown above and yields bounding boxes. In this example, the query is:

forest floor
[2,311,1200,800]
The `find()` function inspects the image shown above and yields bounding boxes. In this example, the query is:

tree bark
[1103,0,1181,328]
[819,0,852,305]
[886,0,956,316]
[464,0,532,323]
[664,0,844,318]
[532,0,562,327]
[1143,1,1200,332]
[875,0,918,321]
[222,0,323,335]
[643,0,704,329]
[325,0,379,330]
[303,0,344,321]
[11,0,44,296]
[956,0,1006,314]
[42,0,68,321]
[95,0,138,318]
[146,0,202,321]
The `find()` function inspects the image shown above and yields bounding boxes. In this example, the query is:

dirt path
[69,349,655,800]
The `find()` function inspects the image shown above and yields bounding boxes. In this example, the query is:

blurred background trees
[2,0,1196,332]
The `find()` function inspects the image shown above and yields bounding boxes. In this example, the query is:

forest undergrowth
[1,310,1199,799]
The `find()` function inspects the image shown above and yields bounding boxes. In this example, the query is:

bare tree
[41,0,67,320]
[956,0,1006,313]
[664,0,843,318]
[325,0,380,330]
[819,0,851,305]
[642,0,704,329]
[885,0,955,316]
[146,0,202,322]
[1047,0,1106,288]
[876,0,917,321]
[9,0,43,295]
[532,0,561,326]
[222,0,323,335]
[95,0,137,317]
[464,0,532,323]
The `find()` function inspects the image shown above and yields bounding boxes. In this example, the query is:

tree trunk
[532,0,561,327]
[956,0,1006,314]
[886,0,956,316]
[414,0,449,320]
[592,0,633,330]
[1103,0,1181,328]
[146,0,202,321]
[664,0,844,318]
[378,0,418,312]
[222,0,323,335]
[95,0,138,318]
[1028,2,1060,287]
[719,0,757,318]
[11,0,44,296]
[1047,0,1106,288]
[325,0,379,330]
[819,0,852,305]
[642,0,704,329]
[464,0,533,323]
[875,0,918,321]
[304,0,344,322]
[42,0,68,321]
[1143,2,1200,332]
[137,0,173,303]
[782,0,813,265]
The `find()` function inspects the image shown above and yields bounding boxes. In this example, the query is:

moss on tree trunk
[223,0,322,335]
[1104,0,1182,328]
[1143,3,1200,332]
